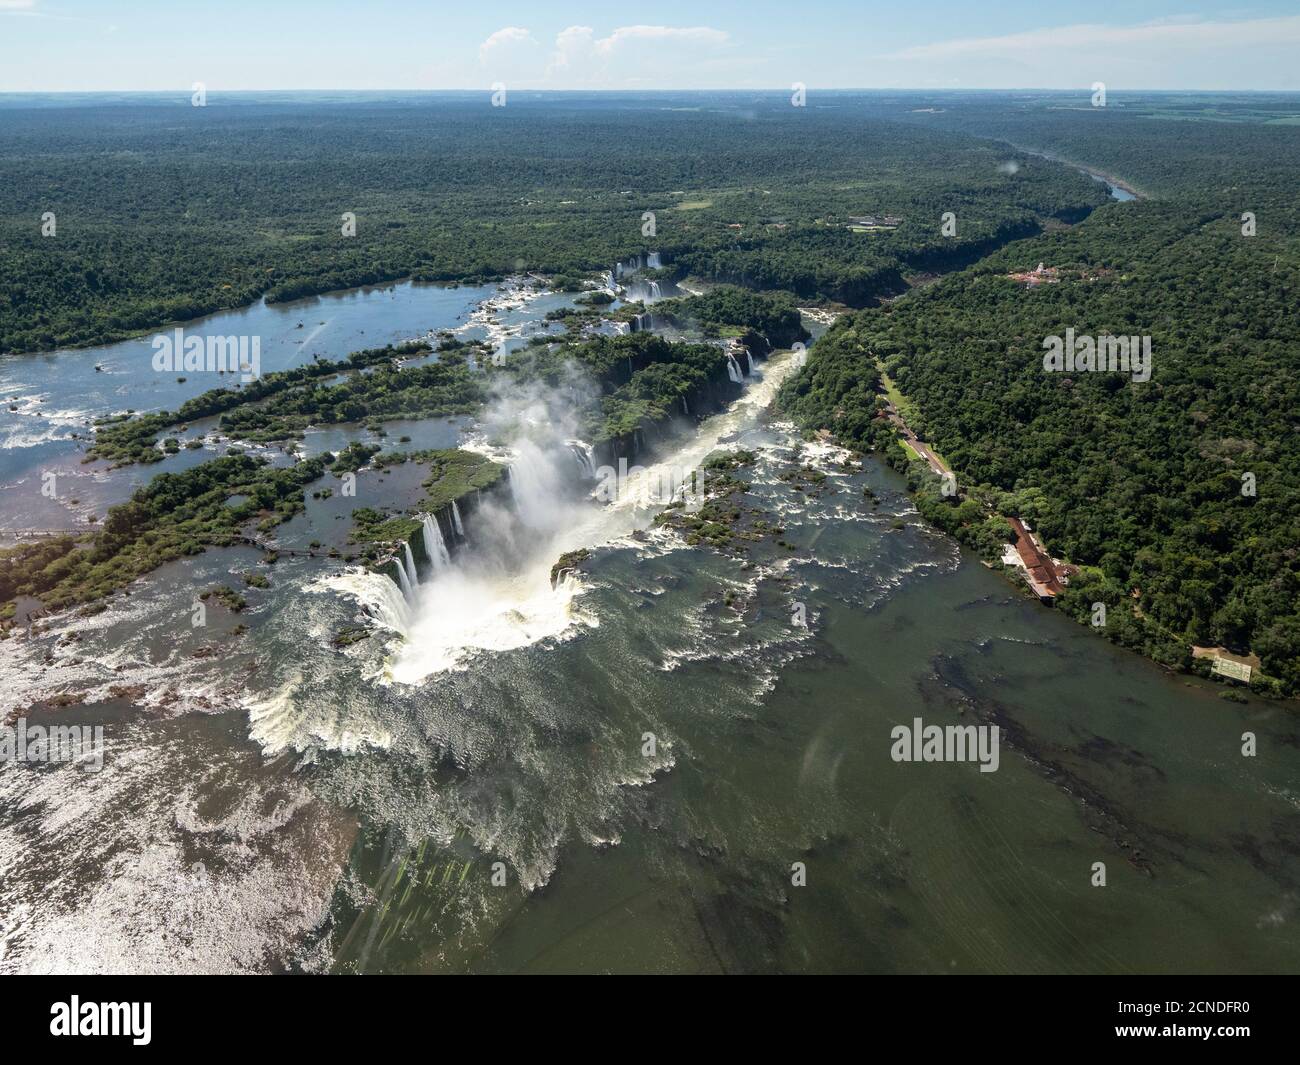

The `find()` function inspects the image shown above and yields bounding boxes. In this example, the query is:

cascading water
[329,567,411,634]
[422,514,451,572]
[505,437,573,529]
[624,280,662,305]
[337,348,805,684]
[394,554,415,603]
[646,251,662,269]
[726,353,745,384]
[568,439,596,479]
[451,500,466,538]
[403,542,420,594]
[747,352,757,376]
[615,254,644,278]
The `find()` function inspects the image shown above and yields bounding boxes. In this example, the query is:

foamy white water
[339,350,801,685]
[422,514,451,571]
[387,566,592,683]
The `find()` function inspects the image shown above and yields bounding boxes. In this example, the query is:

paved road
[883,404,951,478]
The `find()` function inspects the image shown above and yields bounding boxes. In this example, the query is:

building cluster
[1001,517,1076,603]
[1007,262,1061,286]
[846,214,903,230]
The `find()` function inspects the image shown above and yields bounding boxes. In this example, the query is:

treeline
[655,286,809,348]
[503,331,741,447]
[0,454,327,619]
[0,96,1105,352]
[89,341,441,463]
[781,100,1300,694]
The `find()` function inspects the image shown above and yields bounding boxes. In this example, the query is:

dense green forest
[782,96,1300,694]
[0,454,327,618]
[87,298,803,468]
[0,95,1105,352]
[655,286,808,348]
[0,323,759,622]
[87,340,449,463]
[5,92,1299,694]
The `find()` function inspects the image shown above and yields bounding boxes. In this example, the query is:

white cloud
[548,24,731,82]
[475,23,732,86]
[549,24,595,71]
[478,26,538,66]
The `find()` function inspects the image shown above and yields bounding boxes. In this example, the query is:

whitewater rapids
[334,349,803,685]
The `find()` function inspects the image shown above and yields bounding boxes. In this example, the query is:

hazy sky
[2,0,1298,92]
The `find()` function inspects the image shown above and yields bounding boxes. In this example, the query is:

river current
[1,280,1296,973]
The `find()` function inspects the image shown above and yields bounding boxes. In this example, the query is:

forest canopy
[781,96,1300,693]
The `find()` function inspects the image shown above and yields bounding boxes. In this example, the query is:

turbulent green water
[311,439,1300,974]
[3,286,1297,974]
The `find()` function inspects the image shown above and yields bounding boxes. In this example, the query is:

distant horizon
[3,87,1298,97]
[3,3,1299,93]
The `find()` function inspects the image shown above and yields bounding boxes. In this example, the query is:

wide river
[1,280,1296,973]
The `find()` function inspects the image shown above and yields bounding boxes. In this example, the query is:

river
[1,280,1296,973]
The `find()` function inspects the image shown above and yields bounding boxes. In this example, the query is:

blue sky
[2,1,1298,92]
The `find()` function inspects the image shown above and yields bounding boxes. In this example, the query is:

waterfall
[422,514,451,573]
[451,500,466,539]
[373,575,411,632]
[332,568,411,635]
[625,280,661,305]
[568,440,596,479]
[647,251,662,269]
[612,321,630,336]
[393,557,415,604]
[747,352,757,376]
[504,440,570,529]
[403,542,421,592]
[682,396,690,416]
[726,353,744,384]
